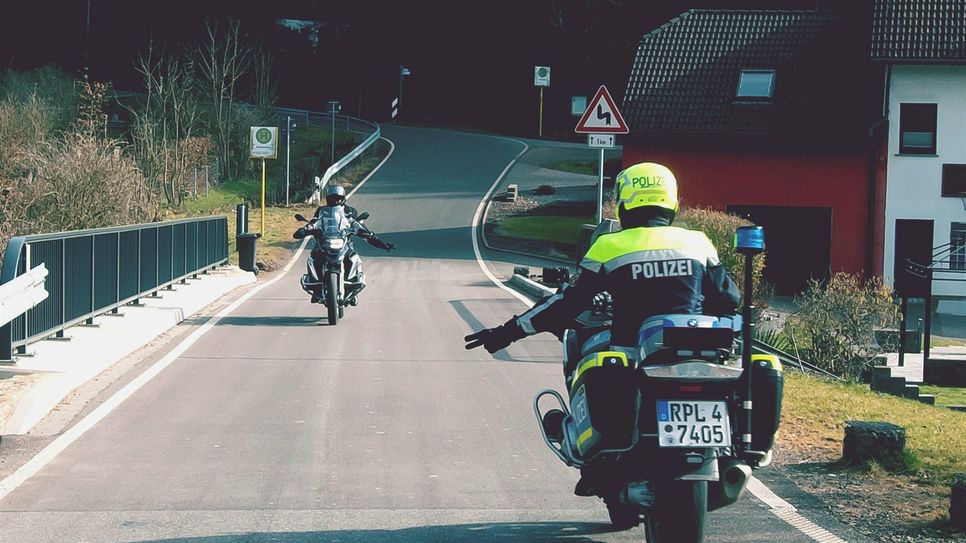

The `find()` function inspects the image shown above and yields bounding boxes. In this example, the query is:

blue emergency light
[735,226,765,253]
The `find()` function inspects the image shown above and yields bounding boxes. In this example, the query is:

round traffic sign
[255,128,273,144]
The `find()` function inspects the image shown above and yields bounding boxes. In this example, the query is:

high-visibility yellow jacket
[517,225,741,346]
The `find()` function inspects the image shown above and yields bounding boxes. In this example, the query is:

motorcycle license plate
[656,400,730,447]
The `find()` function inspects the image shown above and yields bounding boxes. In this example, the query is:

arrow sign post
[575,86,629,223]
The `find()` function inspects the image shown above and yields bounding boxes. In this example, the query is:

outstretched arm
[353,222,395,252]
[464,269,604,353]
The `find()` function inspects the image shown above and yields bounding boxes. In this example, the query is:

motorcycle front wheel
[326,272,340,325]
[644,480,707,543]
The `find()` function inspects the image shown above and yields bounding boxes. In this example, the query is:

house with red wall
[620,7,886,294]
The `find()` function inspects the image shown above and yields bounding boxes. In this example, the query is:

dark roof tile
[623,9,875,136]
[871,0,966,61]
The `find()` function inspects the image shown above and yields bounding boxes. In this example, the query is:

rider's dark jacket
[517,223,741,347]
[293,204,393,251]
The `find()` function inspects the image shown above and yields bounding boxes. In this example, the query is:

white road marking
[470,139,533,307]
[0,135,398,503]
[748,477,849,542]
[0,269,289,500]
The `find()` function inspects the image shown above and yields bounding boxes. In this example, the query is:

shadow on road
[124,521,625,543]
[354,227,477,260]
[207,316,326,327]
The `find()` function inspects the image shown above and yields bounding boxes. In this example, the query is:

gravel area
[773,443,961,542]
[0,371,41,431]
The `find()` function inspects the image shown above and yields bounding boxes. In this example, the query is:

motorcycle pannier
[749,354,783,452]
[569,351,639,459]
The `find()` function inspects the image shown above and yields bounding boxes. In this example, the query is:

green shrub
[599,200,769,309]
[0,65,78,134]
[785,273,899,381]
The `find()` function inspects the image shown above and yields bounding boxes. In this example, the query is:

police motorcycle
[294,207,371,326]
[532,225,782,542]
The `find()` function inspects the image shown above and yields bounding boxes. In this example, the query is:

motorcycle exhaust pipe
[707,458,752,512]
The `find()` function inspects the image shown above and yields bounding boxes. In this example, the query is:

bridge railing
[0,216,228,362]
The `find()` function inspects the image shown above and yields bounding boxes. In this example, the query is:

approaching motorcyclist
[314,185,360,220]
[295,185,396,250]
[294,184,395,303]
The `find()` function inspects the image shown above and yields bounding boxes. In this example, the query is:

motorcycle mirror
[357,212,370,221]
[295,213,307,222]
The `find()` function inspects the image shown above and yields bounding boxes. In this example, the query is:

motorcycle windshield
[316,207,351,239]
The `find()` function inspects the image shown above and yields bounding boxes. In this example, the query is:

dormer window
[736,70,775,99]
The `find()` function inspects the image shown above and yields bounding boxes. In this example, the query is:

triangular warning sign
[575,85,629,134]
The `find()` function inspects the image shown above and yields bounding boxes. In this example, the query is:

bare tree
[130,39,205,206]
[252,41,279,125]
[198,19,251,182]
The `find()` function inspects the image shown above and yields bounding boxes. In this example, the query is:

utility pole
[328,100,341,165]
[84,0,92,81]
[285,115,291,206]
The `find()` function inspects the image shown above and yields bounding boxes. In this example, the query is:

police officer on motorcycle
[464,162,741,495]
[294,185,395,304]
[464,162,739,355]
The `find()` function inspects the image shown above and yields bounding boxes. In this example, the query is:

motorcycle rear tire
[605,500,640,530]
[645,480,707,543]
[326,272,340,326]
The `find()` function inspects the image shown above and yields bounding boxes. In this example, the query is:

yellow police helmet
[614,162,679,220]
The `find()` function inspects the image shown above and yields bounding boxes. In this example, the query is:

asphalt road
[0,126,868,542]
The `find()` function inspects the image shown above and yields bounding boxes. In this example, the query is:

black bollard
[236,204,249,236]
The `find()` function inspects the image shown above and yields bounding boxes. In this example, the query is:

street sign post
[574,85,629,134]
[575,86,629,223]
[534,66,551,137]
[588,134,615,148]
[250,126,278,235]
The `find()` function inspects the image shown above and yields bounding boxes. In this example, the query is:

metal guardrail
[0,216,228,362]
[274,105,382,204]
[0,264,48,328]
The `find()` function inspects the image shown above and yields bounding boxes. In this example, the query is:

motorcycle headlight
[323,238,346,250]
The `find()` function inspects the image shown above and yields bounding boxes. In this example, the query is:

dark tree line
[1,1,850,139]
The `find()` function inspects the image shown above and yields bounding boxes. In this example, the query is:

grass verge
[495,215,592,245]
[932,335,966,348]
[919,385,966,407]
[781,372,965,480]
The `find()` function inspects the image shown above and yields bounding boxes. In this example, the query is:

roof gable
[622,9,875,137]
[872,0,966,62]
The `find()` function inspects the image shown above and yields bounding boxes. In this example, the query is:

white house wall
[884,64,966,313]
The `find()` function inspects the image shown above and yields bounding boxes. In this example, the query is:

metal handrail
[273,106,382,204]
[1,216,228,362]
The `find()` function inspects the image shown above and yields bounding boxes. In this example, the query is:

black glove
[293,227,307,239]
[464,319,527,354]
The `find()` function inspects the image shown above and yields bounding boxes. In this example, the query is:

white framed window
[899,103,937,155]
[736,70,775,99]
[951,223,966,271]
